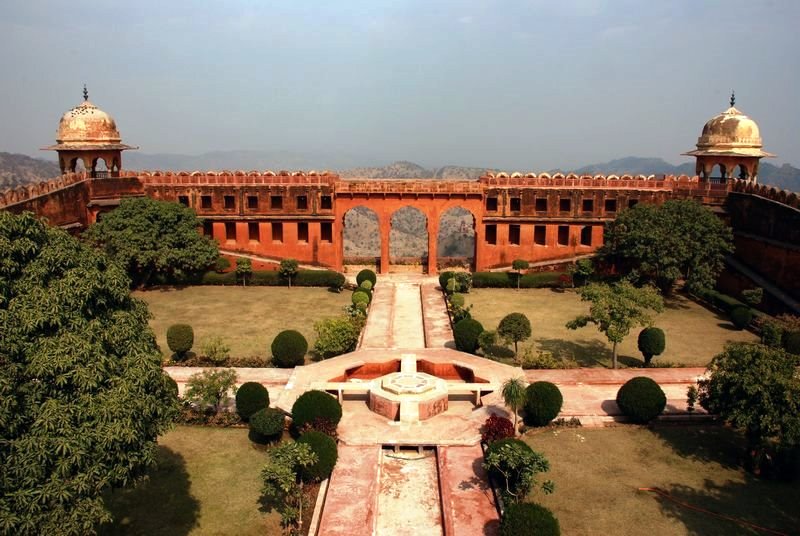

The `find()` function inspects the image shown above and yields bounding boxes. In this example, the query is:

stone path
[317,445,380,536]
[438,445,499,536]
[376,448,442,536]
[360,279,428,349]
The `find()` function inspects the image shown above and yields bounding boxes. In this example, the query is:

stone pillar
[427,216,439,275]
[379,214,391,274]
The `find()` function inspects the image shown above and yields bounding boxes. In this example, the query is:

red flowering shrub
[481,414,515,444]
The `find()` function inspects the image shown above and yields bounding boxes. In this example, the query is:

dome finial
[83,84,89,102]
[730,90,735,108]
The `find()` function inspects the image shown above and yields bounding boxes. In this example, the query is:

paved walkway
[317,445,380,536]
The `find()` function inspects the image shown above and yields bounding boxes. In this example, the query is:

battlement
[730,179,799,210]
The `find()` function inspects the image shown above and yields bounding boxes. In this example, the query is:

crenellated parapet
[730,179,799,210]
[0,171,89,208]
[139,170,338,185]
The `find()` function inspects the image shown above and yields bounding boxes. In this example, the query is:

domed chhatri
[683,93,774,182]
[43,85,137,176]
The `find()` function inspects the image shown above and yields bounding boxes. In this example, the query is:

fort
[1,90,798,306]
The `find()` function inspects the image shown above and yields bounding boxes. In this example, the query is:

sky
[0,0,798,170]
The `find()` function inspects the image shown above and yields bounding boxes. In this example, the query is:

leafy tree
[235,257,252,286]
[483,438,554,503]
[261,441,318,532]
[184,368,238,414]
[566,282,664,369]
[599,199,733,293]
[512,259,529,290]
[698,343,800,468]
[501,377,527,433]
[0,211,178,535]
[498,312,532,356]
[84,197,218,287]
[567,258,594,287]
[279,258,299,288]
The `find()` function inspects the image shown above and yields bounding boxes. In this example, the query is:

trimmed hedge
[271,330,308,368]
[235,382,270,421]
[439,271,455,290]
[524,382,563,426]
[356,269,377,287]
[167,324,194,359]
[616,376,666,423]
[637,327,666,365]
[500,503,560,536]
[784,331,800,355]
[449,293,465,308]
[730,306,753,330]
[249,407,285,443]
[693,287,747,313]
[292,389,343,430]
[200,269,344,287]
[297,430,338,481]
[352,290,371,307]
[472,271,564,289]
[454,318,484,353]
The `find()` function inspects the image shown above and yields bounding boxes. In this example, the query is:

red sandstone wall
[732,235,800,301]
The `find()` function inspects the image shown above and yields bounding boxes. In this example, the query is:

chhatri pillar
[42,85,137,176]
[682,92,774,183]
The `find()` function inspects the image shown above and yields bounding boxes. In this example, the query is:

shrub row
[200,269,345,288]
[471,271,564,289]
[692,287,747,313]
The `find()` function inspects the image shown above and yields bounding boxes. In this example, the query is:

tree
[637,327,666,366]
[511,259,529,290]
[84,197,219,287]
[501,378,527,433]
[567,258,594,287]
[566,282,664,369]
[0,212,178,535]
[235,257,252,286]
[261,441,318,532]
[184,368,238,414]
[698,343,800,470]
[279,258,299,288]
[599,199,733,293]
[498,312,532,356]
[483,439,554,504]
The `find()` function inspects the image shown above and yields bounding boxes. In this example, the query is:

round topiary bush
[500,502,560,536]
[249,407,285,443]
[637,327,666,366]
[271,330,308,368]
[524,381,563,426]
[730,306,754,330]
[616,376,666,423]
[356,269,377,288]
[438,271,455,291]
[292,389,343,430]
[359,279,373,291]
[235,382,270,421]
[297,430,338,481]
[167,324,194,359]
[454,318,484,353]
[449,293,465,308]
[352,290,371,307]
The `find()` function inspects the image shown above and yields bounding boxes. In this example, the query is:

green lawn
[466,288,758,367]
[100,426,279,535]
[526,426,799,535]
[135,286,352,360]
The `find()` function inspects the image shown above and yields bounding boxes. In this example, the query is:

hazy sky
[1,0,798,169]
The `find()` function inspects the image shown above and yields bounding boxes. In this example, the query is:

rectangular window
[557,225,569,246]
[270,195,283,210]
[486,197,498,211]
[203,221,213,237]
[509,224,521,245]
[201,195,212,209]
[604,198,617,213]
[582,199,594,212]
[297,222,309,242]
[178,195,190,207]
[485,224,497,245]
[321,195,333,210]
[559,198,571,212]
[224,222,236,242]
[247,195,259,209]
[628,199,639,209]
[535,198,548,212]
[224,195,235,209]
[297,195,308,210]
[321,222,333,242]
[580,226,592,246]
[272,222,283,242]
[510,197,521,212]
[248,222,260,242]
[534,225,546,245]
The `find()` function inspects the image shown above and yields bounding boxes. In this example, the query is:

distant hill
[0,152,60,189]
[340,160,490,180]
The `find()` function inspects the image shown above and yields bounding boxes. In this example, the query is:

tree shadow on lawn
[99,446,199,536]
[536,338,645,368]
[647,479,800,535]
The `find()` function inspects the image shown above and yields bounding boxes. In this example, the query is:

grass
[100,426,280,535]
[466,288,758,367]
[135,286,352,360]
[525,425,800,535]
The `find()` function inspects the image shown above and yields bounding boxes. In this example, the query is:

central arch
[389,206,428,273]
[343,206,381,272]
[437,207,476,272]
